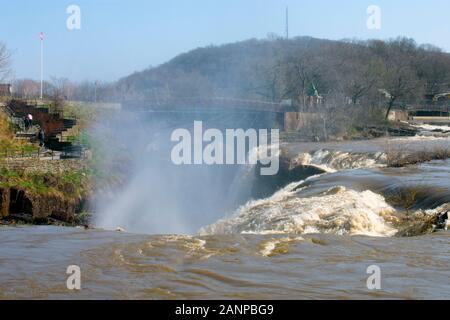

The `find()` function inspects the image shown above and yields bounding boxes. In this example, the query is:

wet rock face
[8,189,32,216]
[251,153,325,199]
[0,188,10,219]
[0,187,76,223]
[26,193,76,222]
[393,203,450,237]
[436,211,448,230]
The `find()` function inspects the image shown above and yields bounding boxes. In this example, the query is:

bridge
[121,97,295,130]
[122,97,294,113]
[405,105,450,125]
[407,105,450,117]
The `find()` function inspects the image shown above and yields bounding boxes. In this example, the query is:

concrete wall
[388,110,409,122]
[284,112,320,132]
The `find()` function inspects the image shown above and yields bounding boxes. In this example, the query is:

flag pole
[39,32,44,100]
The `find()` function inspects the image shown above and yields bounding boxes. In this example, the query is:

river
[0,125,449,299]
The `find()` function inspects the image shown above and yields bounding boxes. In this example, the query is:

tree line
[3,36,450,121]
[111,36,450,119]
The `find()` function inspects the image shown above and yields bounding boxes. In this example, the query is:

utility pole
[39,32,44,100]
[285,6,289,39]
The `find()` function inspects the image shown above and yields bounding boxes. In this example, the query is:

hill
[108,37,340,101]
[107,36,450,114]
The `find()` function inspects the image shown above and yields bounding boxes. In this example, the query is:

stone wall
[388,110,409,122]
[0,158,88,174]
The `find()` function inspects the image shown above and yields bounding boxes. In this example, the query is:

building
[0,84,12,96]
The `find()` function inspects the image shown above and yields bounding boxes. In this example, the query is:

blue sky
[1,0,449,82]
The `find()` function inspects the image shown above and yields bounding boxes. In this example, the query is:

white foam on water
[291,149,386,172]
[412,123,450,132]
[391,123,450,141]
[259,236,305,257]
[422,203,450,216]
[391,135,450,142]
[200,185,398,237]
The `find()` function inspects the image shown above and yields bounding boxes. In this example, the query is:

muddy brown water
[0,226,448,299]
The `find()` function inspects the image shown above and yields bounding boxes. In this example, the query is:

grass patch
[0,167,91,197]
[0,109,39,158]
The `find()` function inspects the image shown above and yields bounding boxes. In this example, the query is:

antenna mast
[285,6,289,39]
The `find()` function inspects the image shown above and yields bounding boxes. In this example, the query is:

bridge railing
[404,105,449,118]
[406,105,450,113]
[122,96,292,113]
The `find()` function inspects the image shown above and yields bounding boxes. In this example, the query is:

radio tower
[285,6,289,39]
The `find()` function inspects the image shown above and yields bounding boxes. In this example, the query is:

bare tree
[13,79,40,98]
[370,38,425,119]
[249,59,284,102]
[49,77,76,100]
[334,42,383,105]
[281,51,325,110]
[47,77,76,114]
[381,65,424,119]
[416,48,450,96]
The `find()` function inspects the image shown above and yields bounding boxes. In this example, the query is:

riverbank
[281,116,419,143]
[0,100,100,227]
